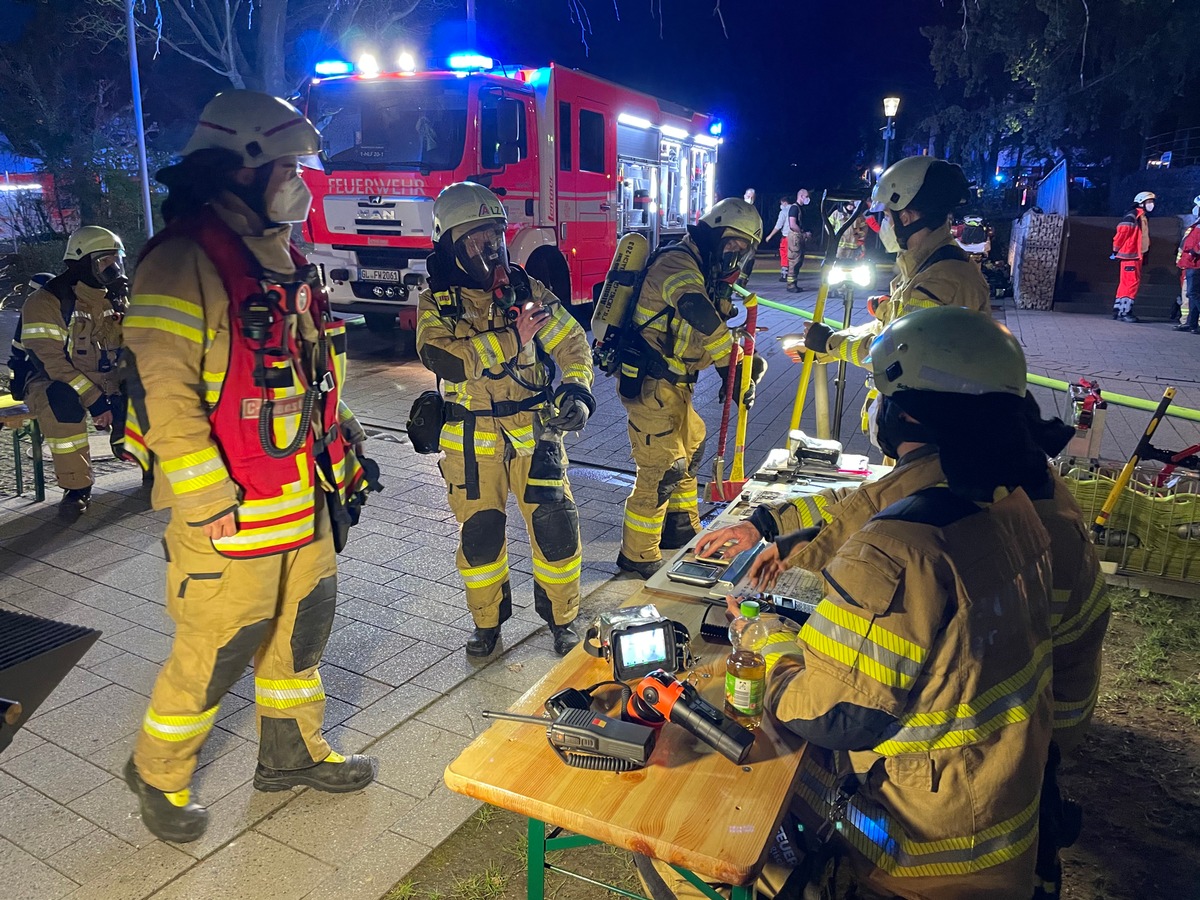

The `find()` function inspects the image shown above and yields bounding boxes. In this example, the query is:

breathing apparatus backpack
[591,234,698,399]
[6,276,77,402]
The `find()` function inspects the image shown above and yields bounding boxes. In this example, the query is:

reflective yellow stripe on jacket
[796,754,1040,878]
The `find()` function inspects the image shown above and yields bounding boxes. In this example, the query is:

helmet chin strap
[892,214,938,250]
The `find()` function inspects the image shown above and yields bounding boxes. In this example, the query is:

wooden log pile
[1012,210,1064,310]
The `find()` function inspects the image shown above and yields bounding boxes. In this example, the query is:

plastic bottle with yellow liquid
[725,600,768,729]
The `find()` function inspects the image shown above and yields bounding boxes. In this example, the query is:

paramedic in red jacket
[1111,191,1154,323]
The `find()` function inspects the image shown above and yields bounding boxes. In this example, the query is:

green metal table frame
[7,416,45,502]
[527,817,754,900]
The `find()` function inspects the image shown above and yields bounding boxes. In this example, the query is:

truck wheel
[365,312,397,335]
[396,328,417,359]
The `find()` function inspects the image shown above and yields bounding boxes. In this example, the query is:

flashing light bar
[694,134,720,148]
[357,53,380,77]
[448,53,493,70]
[660,124,689,140]
[314,60,352,76]
[618,113,653,130]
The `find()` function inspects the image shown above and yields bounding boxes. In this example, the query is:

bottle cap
[739,600,760,618]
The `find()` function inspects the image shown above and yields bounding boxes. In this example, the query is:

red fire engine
[298,58,722,336]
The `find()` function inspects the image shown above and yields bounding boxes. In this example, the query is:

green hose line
[1026,374,1200,423]
[733,284,1200,422]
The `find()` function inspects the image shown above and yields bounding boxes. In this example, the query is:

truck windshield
[307,78,468,172]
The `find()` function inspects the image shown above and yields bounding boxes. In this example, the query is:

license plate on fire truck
[359,268,400,283]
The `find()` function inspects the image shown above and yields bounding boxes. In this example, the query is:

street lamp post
[126,0,153,238]
[882,96,900,171]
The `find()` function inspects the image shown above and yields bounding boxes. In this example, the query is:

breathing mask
[714,232,755,281]
[871,393,934,459]
[454,221,510,291]
[879,214,901,253]
[91,251,126,287]
[1142,201,1155,214]
[266,175,314,224]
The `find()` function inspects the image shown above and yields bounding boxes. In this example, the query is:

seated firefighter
[416,182,596,659]
[12,227,129,514]
[642,308,1059,900]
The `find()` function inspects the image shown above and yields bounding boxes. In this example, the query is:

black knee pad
[205,618,271,709]
[259,717,318,770]
[46,381,86,423]
[531,499,579,561]
[462,509,506,566]
[291,574,337,671]
[655,458,687,506]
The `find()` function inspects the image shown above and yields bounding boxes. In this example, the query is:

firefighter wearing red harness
[1111,191,1154,323]
[121,91,378,843]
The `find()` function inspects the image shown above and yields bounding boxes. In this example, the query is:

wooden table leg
[11,424,23,497]
[527,817,547,900]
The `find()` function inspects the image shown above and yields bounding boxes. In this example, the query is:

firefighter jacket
[768,486,1054,890]
[21,280,123,403]
[631,235,735,384]
[1027,471,1110,756]
[1177,221,1200,270]
[122,193,366,555]
[758,448,1108,755]
[415,267,593,463]
[1112,208,1149,260]
[824,223,990,367]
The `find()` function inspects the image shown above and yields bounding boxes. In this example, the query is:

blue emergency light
[448,53,494,71]
[314,60,353,76]
[708,120,723,136]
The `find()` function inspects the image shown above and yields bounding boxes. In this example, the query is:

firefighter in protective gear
[770,308,1055,899]
[615,198,764,578]
[121,90,378,844]
[803,157,989,370]
[416,182,596,659]
[1111,191,1154,323]
[645,310,1059,900]
[19,226,129,515]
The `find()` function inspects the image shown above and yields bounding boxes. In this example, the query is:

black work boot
[550,623,580,656]
[123,757,208,843]
[58,488,91,516]
[616,552,664,579]
[254,751,378,793]
[465,625,501,657]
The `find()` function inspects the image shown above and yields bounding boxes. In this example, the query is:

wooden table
[444,586,806,900]
[0,404,45,502]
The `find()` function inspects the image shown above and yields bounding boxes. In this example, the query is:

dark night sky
[2,0,941,195]
[467,0,940,196]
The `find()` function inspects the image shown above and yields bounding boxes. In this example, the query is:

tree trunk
[253,0,288,95]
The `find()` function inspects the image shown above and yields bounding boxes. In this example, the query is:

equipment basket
[1055,458,1200,582]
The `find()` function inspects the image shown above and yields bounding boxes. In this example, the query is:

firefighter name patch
[241,396,306,419]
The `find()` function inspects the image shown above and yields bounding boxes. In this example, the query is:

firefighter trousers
[1115,256,1143,305]
[620,378,705,562]
[787,232,805,286]
[133,504,339,793]
[440,447,582,629]
[23,378,124,491]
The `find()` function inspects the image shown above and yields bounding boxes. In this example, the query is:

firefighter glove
[804,322,833,353]
[548,383,595,432]
[87,395,112,418]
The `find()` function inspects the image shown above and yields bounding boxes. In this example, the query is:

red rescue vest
[135,208,361,558]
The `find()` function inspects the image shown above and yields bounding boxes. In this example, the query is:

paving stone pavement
[1,264,1197,899]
